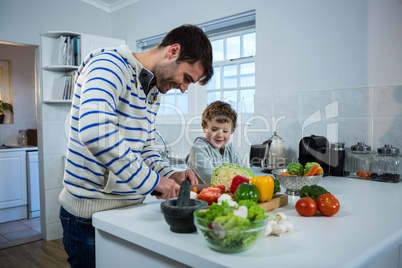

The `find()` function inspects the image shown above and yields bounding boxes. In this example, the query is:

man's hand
[153,176,180,200]
[170,169,198,186]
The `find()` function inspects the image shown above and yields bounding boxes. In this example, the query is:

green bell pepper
[234,183,259,204]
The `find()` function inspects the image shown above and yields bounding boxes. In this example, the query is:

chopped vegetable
[194,201,268,251]
[305,164,320,176]
[198,187,222,205]
[286,162,304,176]
[190,191,198,199]
[314,168,323,175]
[211,164,254,192]
[299,185,330,202]
[234,183,259,204]
[229,175,250,194]
[280,172,296,176]
[304,162,323,175]
[249,176,275,202]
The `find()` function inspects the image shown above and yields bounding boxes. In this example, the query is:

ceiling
[81,0,142,13]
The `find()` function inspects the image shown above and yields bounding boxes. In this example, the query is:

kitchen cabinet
[0,150,27,223]
[40,31,125,103]
[93,168,402,268]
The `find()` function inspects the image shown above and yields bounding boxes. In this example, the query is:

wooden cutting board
[257,194,288,212]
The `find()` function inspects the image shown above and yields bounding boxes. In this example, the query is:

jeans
[59,206,95,268]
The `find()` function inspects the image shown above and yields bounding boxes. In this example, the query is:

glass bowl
[193,209,268,253]
[272,168,323,196]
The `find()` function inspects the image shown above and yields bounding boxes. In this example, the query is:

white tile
[335,87,373,117]
[373,86,402,117]
[45,188,63,224]
[275,118,303,162]
[372,117,402,150]
[337,117,374,149]
[44,221,63,241]
[44,154,65,190]
[300,117,336,140]
[42,121,69,155]
[301,90,333,117]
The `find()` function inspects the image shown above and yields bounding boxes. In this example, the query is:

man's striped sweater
[59,45,174,218]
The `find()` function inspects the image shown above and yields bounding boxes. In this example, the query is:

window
[136,10,256,120]
[207,30,256,113]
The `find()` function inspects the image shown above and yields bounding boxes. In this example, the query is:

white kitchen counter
[93,167,402,268]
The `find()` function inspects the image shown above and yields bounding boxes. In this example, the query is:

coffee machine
[299,135,330,176]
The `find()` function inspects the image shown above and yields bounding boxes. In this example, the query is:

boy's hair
[201,101,237,133]
[158,24,213,85]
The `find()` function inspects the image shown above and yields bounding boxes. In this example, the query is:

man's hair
[158,24,213,85]
[201,101,237,133]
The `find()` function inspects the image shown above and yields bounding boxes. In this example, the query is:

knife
[150,183,210,196]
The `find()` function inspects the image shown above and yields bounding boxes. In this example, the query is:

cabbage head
[286,162,304,176]
[211,164,254,192]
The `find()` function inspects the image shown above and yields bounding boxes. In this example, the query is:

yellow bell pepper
[249,176,275,202]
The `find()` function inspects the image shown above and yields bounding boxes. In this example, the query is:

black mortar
[160,180,208,233]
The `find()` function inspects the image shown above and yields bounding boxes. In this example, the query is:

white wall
[0,0,113,46]
[112,0,402,164]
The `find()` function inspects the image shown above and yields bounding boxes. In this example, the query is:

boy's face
[203,119,232,151]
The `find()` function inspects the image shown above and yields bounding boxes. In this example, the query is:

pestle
[177,180,190,207]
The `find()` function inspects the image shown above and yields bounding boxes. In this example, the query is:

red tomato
[295,197,317,217]
[198,187,222,205]
[316,193,340,217]
[214,185,226,194]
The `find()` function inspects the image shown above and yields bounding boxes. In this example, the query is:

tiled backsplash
[156,85,402,166]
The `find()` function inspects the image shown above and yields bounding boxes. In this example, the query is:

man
[59,24,213,267]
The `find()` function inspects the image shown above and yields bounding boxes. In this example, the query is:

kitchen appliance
[299,135,330,176]
[27,150,40,218]
[262,131,288,171]
[369,144,401,183]
[249,144,265,167]
[329,142,346,177]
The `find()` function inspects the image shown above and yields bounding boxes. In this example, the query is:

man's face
[153,59,204,94]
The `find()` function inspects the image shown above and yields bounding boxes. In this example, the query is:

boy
[187,101,242,184]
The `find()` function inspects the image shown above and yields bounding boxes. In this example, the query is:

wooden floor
[0,238,69,268]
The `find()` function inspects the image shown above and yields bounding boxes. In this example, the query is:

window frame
[205,28,256,118]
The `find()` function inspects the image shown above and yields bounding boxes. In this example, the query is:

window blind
[136,10,256,50]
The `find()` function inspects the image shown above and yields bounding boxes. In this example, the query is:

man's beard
[153,60,179,94]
